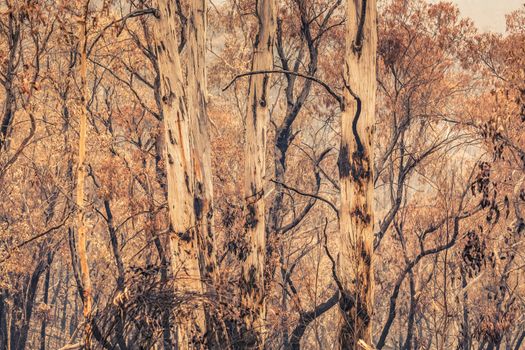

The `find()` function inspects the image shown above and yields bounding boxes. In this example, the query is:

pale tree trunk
[75,3,93,348]
[186,0,217,291]
[338,0,377,349]
[151,1,206,348]
[241,0,276,347]
[185,1,226,346]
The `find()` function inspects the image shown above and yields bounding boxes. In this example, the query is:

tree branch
[270,179,339,219]
[88,8,157,56]
[222,69,343,109]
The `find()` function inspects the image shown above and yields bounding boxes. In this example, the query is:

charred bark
[151,0,207,346]
[338,0,377,348]
[0,290,7,350]
[39,253,52,350]
[240,0,276,347]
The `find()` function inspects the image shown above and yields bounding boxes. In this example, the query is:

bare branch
[222,69,344,109]
[270,179,339,219]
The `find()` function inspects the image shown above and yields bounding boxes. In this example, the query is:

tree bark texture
[186,0,218,291]
[151,0,206,347]
[241,0,276,347]
[75,5,94,348]
[186,1,228,347]
[338,0,377,348]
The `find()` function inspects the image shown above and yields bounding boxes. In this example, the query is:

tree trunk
[151,1,206,347]
[240,0,276,347]
[187,0,217,293]
[338,0,377,348]
[103,199,127,349]
[75,4,94,349]
[10,279,23,350]
[0,10,20,151]
[60,268,69,335]
[460,267,471,350]
[186,1,226,347]
[16,253,52,350]
[70,293,78,338]
[148,21,173,347]
[403,272,416,350]
[40,253,52,350]
[0,290,8,349]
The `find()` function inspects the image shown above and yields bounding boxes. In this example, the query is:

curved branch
[270,179,339,219]
[0,211,71,265]
[376,204,482,349]
[88,8,157,56]
[289,291,340,350]
[280,148,332,234]
[222,69,344,109]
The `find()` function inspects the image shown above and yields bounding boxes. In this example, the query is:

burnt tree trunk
[185,1,227,347]
[13,252,53,350]
[186,0,217,284]
[0,9,20,151]
[151,0,206,347]
[145,18,174,347]
[103,199,127,349]
[60,268,70,335]
[338,0,377,348]
[240,0,276,347]
[71,2,95,349]
[0,290,8,349]
[39,253,53,350]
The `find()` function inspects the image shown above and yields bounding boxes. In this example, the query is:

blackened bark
[104,199,127,350]
[0,11,21,151]
[288,292,339,350]
[514,331,525,350]
[459,267,471,350]
[70,294,78,337]
[402,272,416,350]
[0,94,15,150]
[0,290,7,349]
[40,253,53,350]
[103,199,125,290]
[15,252,53,350]
[68,228,84,301]
[377,216,465,350]
[60,268,70,333]
[10,286,21,350]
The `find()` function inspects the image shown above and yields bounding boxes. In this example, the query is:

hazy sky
[450,0,523,32]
